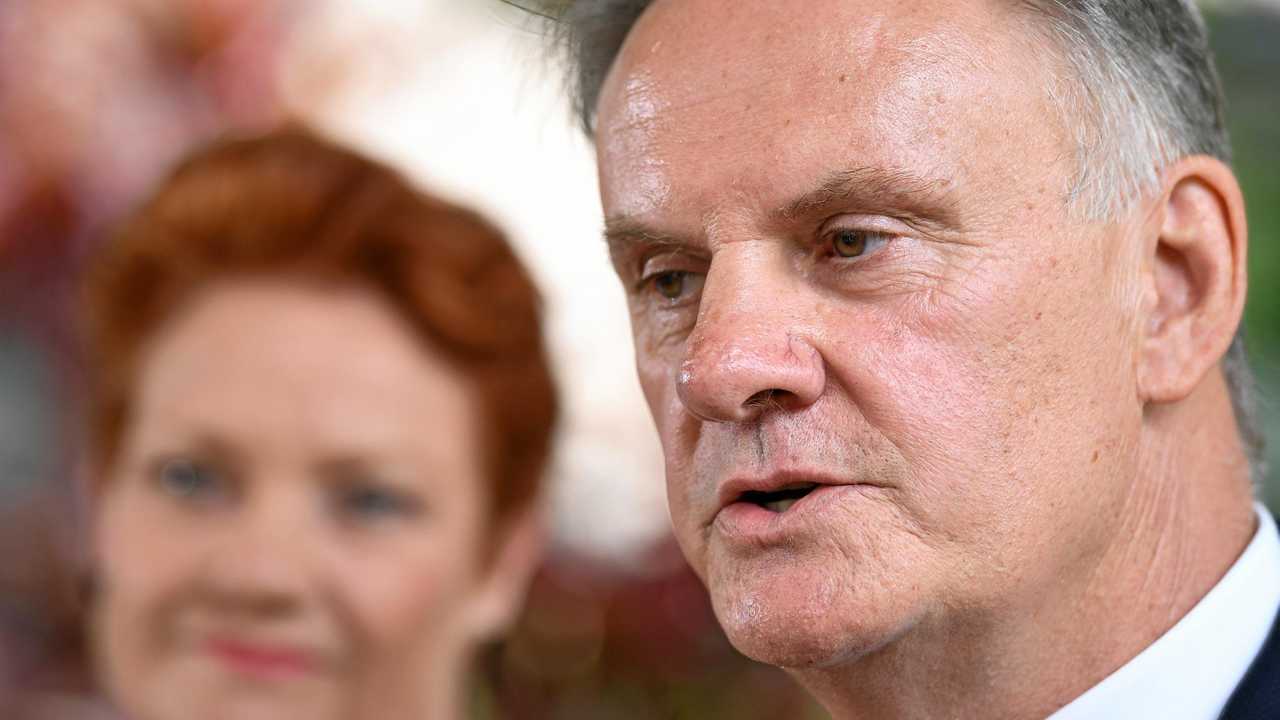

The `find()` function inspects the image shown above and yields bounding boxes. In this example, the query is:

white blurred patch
[276,0,673,564]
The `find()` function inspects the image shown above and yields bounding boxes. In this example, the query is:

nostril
[744,388,792,412]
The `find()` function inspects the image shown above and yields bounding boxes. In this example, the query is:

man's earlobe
[1137,156,1248,404]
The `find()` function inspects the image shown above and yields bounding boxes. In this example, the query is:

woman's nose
[202,494,311,615]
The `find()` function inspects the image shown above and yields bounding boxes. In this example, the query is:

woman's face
[93,279,531,720]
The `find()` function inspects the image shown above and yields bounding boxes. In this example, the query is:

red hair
[82,126,558,521]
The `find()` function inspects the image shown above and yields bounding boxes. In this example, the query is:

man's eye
[646,270,705,302]
[829,229,891,259]
[337,484,420,523]
[156,458,221,500]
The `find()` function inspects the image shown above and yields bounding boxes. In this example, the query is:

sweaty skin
[595,0,1254,718]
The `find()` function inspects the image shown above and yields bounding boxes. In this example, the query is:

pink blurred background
[0,1,819,717]
[3,1,1277,717]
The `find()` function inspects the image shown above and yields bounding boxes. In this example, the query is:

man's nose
[676,256,825,423]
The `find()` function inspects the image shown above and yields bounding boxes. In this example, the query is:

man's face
[597,0,1150,668]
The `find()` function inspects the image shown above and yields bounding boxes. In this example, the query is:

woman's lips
[206,636,317,679]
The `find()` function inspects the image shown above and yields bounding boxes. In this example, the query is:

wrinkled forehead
[596,0,1068,222]
[616,0,1004,90]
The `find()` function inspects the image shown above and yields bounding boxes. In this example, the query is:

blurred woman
[80,127,557,720]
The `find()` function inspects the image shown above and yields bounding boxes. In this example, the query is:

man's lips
[716,470,850,513]
[713,471,881,543]
[206,635,319,678]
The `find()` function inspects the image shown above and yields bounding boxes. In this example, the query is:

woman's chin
[120,669,343,720]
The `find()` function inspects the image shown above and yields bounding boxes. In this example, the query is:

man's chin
[706,558,914,671]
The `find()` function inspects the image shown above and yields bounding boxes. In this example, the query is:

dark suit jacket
[1219,582,1280,719]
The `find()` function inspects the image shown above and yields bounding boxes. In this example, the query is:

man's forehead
[604,0,1006,114]
[595,0,1066,229]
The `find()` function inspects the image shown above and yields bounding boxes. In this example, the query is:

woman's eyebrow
[138,431,246,473]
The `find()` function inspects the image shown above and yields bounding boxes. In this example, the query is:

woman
[81,127,557,720]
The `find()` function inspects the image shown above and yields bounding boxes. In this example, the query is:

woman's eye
[830,229,890,259]
[156,458,221,500]
[338,484,420,522]
[647,270,705,303]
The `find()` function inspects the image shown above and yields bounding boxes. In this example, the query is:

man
[526,0,1277,717]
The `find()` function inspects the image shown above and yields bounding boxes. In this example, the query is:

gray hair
[517,0,1265,478]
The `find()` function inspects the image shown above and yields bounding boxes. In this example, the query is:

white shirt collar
[1050,503,1280,720]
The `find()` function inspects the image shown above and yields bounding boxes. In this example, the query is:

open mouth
[738,483,819,513]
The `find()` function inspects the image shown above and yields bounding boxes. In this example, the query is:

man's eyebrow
[773,166,960,229]
[602,166,960,254]
[602,216,696,258]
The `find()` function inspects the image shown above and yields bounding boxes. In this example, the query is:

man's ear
[1137,155,1248,404]
[463,505,545,641]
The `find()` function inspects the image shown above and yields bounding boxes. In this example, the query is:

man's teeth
[764,497,799,513]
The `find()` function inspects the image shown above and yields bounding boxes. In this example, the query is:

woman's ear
[81,458,108,565]
[464,505,545,641]
[1137,155,1248,404]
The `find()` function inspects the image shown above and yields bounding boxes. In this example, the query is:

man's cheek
[635,349,686,436]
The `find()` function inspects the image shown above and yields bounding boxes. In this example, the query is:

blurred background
[0,0,1275,717]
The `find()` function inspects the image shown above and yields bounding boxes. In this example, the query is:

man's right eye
[646,270,705,303]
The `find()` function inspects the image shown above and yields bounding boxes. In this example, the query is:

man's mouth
[737,483,819,513]
[714,472,880,542]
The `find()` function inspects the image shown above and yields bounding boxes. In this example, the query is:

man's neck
[792,376,1257,720]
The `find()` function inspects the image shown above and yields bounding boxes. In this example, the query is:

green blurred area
[1207,9,1280,505]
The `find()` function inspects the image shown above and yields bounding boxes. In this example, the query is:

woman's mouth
[206,636,317,679]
